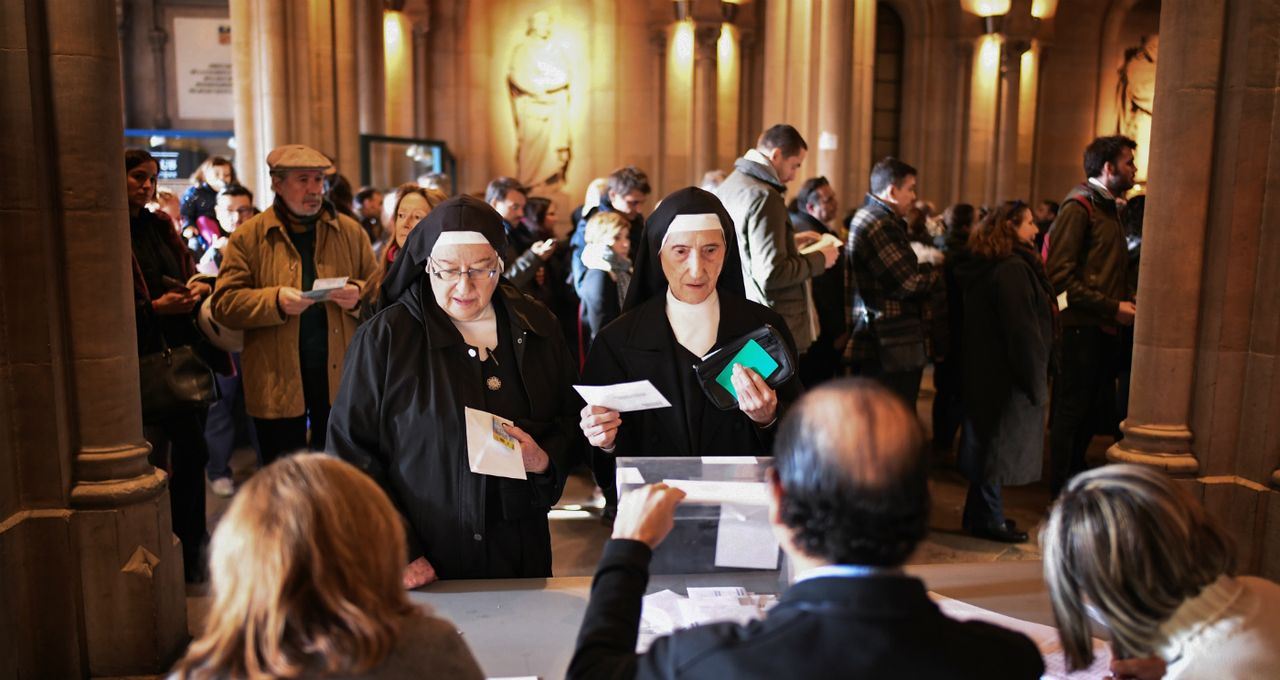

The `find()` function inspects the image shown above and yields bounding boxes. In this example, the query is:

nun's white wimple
[660,213,723,249]
[432,230,491,251]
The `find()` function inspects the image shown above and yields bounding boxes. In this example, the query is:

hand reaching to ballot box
[612,483,687,549]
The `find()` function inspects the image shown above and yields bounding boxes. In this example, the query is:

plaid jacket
[846,195,940,361]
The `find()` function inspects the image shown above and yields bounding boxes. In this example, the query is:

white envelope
[464,407,526,480]
[574,380,672,412]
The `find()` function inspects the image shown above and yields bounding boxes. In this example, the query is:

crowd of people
[123,125,1280,679]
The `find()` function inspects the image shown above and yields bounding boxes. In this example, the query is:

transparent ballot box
[615,456,786,576]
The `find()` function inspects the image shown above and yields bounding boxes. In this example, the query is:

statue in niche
[507,10,572,189]
[1115,34,1158,143]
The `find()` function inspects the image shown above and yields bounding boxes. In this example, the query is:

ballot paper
[1057,290,1069,311]
[637,588,779,653]
[661,479,770,506]
[464,407,526,480]
[615,467,646,496]
[799,232,843,255]
[302,276,350,301]
[930,593,1112,679]
[573,380,671,412]
[701,456,758,464]
[714,503,780,569]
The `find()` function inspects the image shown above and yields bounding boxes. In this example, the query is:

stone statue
[1116,34,1158,142]
[507,10,572,189]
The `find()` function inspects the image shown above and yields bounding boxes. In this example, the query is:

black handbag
[692,324,796,410]
[873,314,927,373]
[138,333,218,424]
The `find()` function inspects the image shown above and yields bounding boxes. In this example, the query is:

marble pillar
[1,0,187,675]
[692,24,720,181]
[815,0,853,202]
[230,0,361,202]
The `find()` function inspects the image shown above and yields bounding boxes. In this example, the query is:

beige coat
[211,205,376,419]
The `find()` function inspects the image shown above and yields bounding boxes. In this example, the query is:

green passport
[714,339,781,400]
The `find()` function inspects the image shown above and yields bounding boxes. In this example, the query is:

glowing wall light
[960,0,1012,17]
[978,33,1002,72]
[672,20,694,62]
[383,10,413,135]
[1031,0,1059,19]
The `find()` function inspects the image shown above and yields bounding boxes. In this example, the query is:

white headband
[432,230,492,252]
[660,213,723,249]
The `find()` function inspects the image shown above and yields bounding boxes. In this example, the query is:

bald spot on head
[792,382,924,490]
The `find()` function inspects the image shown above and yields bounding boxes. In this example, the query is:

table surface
[410,559,1052,680]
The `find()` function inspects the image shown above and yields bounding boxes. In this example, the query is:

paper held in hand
[798,232,843,255]
[573,380,672,412]
[302,276,350,301]
[464,407,526,480]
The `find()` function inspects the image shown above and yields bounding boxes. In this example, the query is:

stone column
[1105,0,1218,476]
[814,0,853,202]
[994,41,1024,202]
[692,24,720,181]
[356,0,384,136]
[1,0,186,675]
[845,0,877,202]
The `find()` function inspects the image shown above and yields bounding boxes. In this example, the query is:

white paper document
[799,232,843,255]
[464,407,526,480]
[714,503,780,569]
[616,467,646,485]
[638,588,778,653]
[661,479,770,506]
[303,276,349,300]
[573,380,672,412]
[1057,290,1069,311]
[701,456,758,465]
[930,593,1111,679]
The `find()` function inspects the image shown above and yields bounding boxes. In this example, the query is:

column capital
[694,23,721,59]
[1106,421,1200,475]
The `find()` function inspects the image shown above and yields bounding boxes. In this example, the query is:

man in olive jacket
[1044,135,1138,496]
[211,145,376,464]
[716,125,839,355]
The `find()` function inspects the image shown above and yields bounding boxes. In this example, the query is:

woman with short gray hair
[1042,464,1280,678]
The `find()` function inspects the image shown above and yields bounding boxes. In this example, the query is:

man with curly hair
[568,378,1045,679]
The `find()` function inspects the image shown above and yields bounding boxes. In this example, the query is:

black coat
[327,281,580,579]
[955,248,1054,485]
[579,268,621,348]
[569,540,1045,680]
[582,292,802,457]
[790,210,848,347]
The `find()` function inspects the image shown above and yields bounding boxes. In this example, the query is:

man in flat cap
[211,145,376,464]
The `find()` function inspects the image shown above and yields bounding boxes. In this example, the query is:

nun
[579,187,803,508]
[328,195,579,586]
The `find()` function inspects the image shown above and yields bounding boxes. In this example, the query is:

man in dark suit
[568,378,1045,680]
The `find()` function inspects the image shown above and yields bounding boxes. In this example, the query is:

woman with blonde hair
[366,183,447,313]
[171,454,483,679]
[578,210,633,348]
[1043,464,1280,679]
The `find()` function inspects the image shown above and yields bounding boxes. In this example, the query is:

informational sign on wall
[173,17,233,121]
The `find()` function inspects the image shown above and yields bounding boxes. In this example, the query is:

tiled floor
[200,369,1115,582]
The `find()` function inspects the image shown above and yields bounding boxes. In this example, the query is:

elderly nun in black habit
[328,195,579,587]
[579,187,803,507]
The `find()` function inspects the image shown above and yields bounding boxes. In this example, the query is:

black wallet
[692,324,796,410]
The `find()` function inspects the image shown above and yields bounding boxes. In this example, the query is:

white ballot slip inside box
[616,467,646,485]
[302,276,350,301]
[638,587,778,653]
[799,232,843,255]
[701,456,758,465]
[573,380,672,412]
[714,503,780,569]
[464,407,526,480]
[661,479,770,506]
[930,593,1111,680]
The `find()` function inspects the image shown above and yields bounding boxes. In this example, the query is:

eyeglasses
[426,258,502,283]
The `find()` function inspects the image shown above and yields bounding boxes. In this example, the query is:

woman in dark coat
[327,195,579,585]
[577,210,633,351]
[954,200,1055,543]
[578,187,803,510]
[127,148,219,582]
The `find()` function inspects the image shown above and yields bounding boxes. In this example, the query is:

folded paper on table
[661,479,769,506]
[302,276,349,300]
[714,503,780,569]
[701,456,758,465]
[714,340,780,400]
[574,380,672,412]
[929,593,1111,679]
[464,406,526,480]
